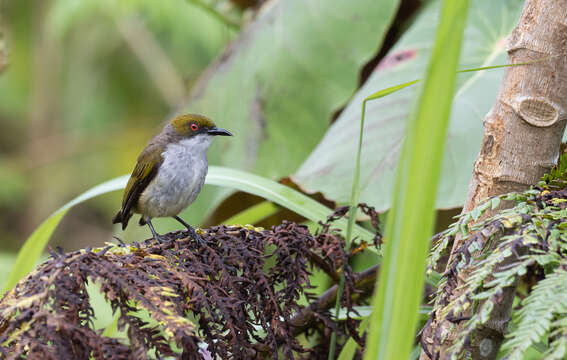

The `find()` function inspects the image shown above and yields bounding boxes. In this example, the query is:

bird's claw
[187,227,207,247]
[113,235,126,247]
[155,235,167,244]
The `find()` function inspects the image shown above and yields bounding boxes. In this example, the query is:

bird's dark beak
[208,127,232,136]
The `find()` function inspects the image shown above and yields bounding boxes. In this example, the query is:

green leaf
[4,167,375,293]
[471,206,482,221]
[0,253,17,291]
[333,306,374,321]
[205,167,375,243]
[3,176,127,293]
[503,270,567,359]
[180,0,400,223]
[338,318,369,360]
[364,0,469,359]
[48,0,231,61]
[221,201,279,225]
[491,196,502,210]
[293,0,524,211]
[333,305,433,321]
[186,0,399,176]
[328,40,395,359]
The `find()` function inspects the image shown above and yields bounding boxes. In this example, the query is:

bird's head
[170,114,232,139]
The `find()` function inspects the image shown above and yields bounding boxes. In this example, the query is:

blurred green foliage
[173,0,400,233]
[0,0,401,252]
[0,0,233,251]
[294,0,525,211]
[2,0,552,358]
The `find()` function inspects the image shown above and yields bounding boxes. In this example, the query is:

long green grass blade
[328,48,525,360]
[3,176,128,293]
[4,167,376,293]
[365,80,420,100]
[329,66,401,359]
[205,166,375,243]
[364,0,470,359]
[361,61,538,104]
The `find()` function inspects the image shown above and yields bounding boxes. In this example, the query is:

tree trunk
[420,0,567,359]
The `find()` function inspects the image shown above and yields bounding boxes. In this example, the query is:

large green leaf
[4,166,375,293]
[180,0,399,221]
[293,0,524,211]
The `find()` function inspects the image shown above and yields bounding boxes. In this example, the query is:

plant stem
[328,99,367,360]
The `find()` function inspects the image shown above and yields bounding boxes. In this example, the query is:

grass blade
[328,43,525,360]
[363,1,470,359]
[328,73,383,360]
[4,167,376,293]
[3,176,128,293]
[205,166,375,244]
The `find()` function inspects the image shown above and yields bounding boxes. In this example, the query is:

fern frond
[503,269,567,359]
[425,160,567,359]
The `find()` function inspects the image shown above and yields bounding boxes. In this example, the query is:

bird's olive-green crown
[170,114,216,137]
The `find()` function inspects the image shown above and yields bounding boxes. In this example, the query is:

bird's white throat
[173,134,213,154]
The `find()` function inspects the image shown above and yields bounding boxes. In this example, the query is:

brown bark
[420,0,567,359]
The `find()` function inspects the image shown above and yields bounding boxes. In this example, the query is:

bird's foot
[187,226,207,247]
[172,216,207,247]
[112,235,126,247]
[145,218,168,244]
[154,234,168,244]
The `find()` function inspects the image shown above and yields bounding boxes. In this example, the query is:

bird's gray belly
[138,149,207,218]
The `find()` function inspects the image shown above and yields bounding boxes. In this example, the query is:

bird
[112,113,232,243]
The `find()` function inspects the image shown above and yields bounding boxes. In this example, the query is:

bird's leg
[112,235,126,247]
[145,218,166,243]
[173,215,206,245]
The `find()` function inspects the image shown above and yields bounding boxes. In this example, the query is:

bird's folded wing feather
[121,143,165,215]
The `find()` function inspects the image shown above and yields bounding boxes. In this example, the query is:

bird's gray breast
[139,137,210,218]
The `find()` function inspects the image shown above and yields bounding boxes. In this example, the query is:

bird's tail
[112,209,132,230]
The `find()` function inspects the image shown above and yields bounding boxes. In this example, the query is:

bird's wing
[121,142,165,216]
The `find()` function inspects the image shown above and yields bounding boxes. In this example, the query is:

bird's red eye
[190,123,199,131]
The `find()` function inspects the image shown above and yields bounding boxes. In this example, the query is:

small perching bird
[112,114,232,243]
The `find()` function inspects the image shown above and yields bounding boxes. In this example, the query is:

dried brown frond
[0,206,381,360]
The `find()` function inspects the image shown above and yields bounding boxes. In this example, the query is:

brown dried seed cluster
[0,205,381,360]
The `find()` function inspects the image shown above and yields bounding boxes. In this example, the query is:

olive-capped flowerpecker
[112,114,232,243]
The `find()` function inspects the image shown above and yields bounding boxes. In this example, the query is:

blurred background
[0,0,524,284]
[1,2,557,357]
[0,0,241,253]
[0,0,404,256]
